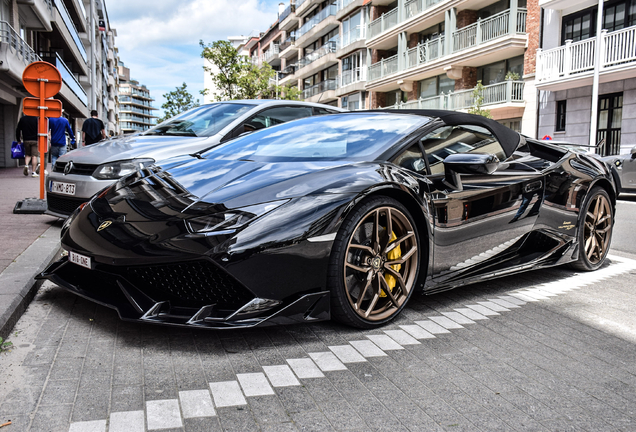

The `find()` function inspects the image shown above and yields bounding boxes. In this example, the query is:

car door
[397,124,545,282]
[620,149,636,190]
[224,105,315,140]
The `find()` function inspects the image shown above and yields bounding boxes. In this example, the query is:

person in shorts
[81,110,106,146]
[16,115,46,177]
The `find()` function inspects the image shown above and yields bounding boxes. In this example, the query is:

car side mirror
[631,146,636,159]
[443,153,500,191]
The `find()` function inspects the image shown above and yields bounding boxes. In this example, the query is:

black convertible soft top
[366,109,522,159]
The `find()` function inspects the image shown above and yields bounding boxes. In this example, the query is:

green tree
[201,40,276,101]
[467,81,492,119]
[158,82,199,123]
[274,83,302,101]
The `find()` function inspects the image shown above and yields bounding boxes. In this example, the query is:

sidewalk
[0,166,63,339]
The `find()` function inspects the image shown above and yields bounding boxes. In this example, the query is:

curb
[0,224,61,340]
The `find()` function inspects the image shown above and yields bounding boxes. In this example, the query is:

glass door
[597,92,623,156]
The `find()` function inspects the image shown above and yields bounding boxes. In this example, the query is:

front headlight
[185,200,289,234]
[92,158,155,180]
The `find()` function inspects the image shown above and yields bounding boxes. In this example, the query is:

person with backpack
[49,116,75,165]
[81,110,106,146]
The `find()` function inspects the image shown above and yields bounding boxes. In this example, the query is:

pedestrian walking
[16,114,46,177]
[81,110,106,146]
[49,116,75,165]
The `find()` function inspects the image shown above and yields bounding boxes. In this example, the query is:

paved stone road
[1,252,636,432]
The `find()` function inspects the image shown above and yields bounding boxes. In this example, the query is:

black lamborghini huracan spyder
[40,110,616,329]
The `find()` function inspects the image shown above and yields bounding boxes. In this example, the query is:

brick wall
[524,0,540,75]
[407,82,419,101]
[457,10,478,29]
[369,91,386,109]
[408,33,419,48]
[370,5,391,21]
[371,49,391,63]
[454,67,477,90]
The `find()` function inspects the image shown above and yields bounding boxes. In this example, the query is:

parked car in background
[46,100,343,218]
[602,146,636,195]
[41,110,616,330]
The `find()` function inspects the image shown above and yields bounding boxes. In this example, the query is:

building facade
[117,62,157,133]
[0,0,119,167]
[536,0,636,155]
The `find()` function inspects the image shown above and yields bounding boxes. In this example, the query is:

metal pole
[90,0,96,111]
[589,0,604,149]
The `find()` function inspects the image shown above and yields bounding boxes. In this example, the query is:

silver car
[602,145,636,195]
[46,100,343,217]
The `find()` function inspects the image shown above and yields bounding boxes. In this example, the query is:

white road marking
[366,334,405,350]
[497,295,526,306]
[488,298,521,309]
[309,352,347,371]
[263,365,301,387]
[209,381,247,407]
[179,389,216,418]
[476,301,510,312]
[518,290,551,300]
[509,292,540,302]
[429,316,465,329]
[146,399,183,430]
[349,339,389,357]
[108,411,145,432]
[465,304,500,316]
[68,420,106,432]
[414,320,451,334]
[237,372,275,397]
[383,329,421,345]
[329,345,367,363]
[441,311,476,325]
[399,324,436,339]
[287,358,325,378]
[454,308,489,320]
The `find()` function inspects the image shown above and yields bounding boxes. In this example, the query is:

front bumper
[46,171,115,217]
[38,256,330,329]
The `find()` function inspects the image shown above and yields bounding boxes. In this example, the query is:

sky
[106,0,283,116]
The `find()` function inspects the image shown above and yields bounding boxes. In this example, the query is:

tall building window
[556,100,567,132]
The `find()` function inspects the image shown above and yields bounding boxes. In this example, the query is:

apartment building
[0,0,119,167]
[117,61,157,134]
[536,0,636,155]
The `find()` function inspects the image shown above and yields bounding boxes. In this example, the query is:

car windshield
[201,113,428,161]
[143,103,253,137]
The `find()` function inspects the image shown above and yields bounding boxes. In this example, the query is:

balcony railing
[337,0,357,10]
[368,7,398,39]
[298,37,338,69]
[40,52,87,105]
[537,25,636,83]
[302,79,337,99]
[368,53,398,81]
[341,26,364,48]
[453,9,526,52]
[0,21,41,65]
[337,66,366,87]
[297,4,337,38]
[382,80,525,110]
[53,0,87,62]
[262,44,280,63]
[368,8,526,83]
[280,34,296,51]
[279,4,294,22]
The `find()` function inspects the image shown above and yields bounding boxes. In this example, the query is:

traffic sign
[22,61,62,98]
[23,97,62,118]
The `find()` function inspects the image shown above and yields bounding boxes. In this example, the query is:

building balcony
[294,0,315,17]
[16,0,54,31]
[53,0,87,63]
[40,52,88,112]
[301,79,337,100]
[336,67,367,96]
[383,80,525,118]
[536,25,636,91]
[337,26,365,58]
[336,0,363,20]
[0,21,41,90]
[296,37,338,77]
[295,4,338,47]
[279,3,297,31]
[262,44,280,66]
[366,8,527,91]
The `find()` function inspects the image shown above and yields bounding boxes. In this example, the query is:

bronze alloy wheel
[342,205,418,322]
[583,193,612,265]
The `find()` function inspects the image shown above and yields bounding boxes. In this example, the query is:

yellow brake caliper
[381,231,402,297]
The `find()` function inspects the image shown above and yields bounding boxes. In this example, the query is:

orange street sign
[22,61,62,98]
[23,97,62,118]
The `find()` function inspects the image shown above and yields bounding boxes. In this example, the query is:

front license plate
[50,181,76,196]
[69,251,91,269]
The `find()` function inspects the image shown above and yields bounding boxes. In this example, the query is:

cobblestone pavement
[1,253,636,432]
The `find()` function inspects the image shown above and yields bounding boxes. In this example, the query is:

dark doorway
[596,92,623,156]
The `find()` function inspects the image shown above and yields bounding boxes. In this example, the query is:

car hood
[98,156,394,222]
[56,134,219,165]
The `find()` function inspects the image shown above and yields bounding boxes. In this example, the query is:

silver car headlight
[92,158,155,180]
[185,200,289,234]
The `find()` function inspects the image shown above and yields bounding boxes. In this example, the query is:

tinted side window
[421,125,505,174]
[249,106,314,130]
[393,144,427,173]
[313,107,339,115]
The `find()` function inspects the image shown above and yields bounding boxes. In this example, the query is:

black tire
[328,196,421,328]
[569,186,614,271]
